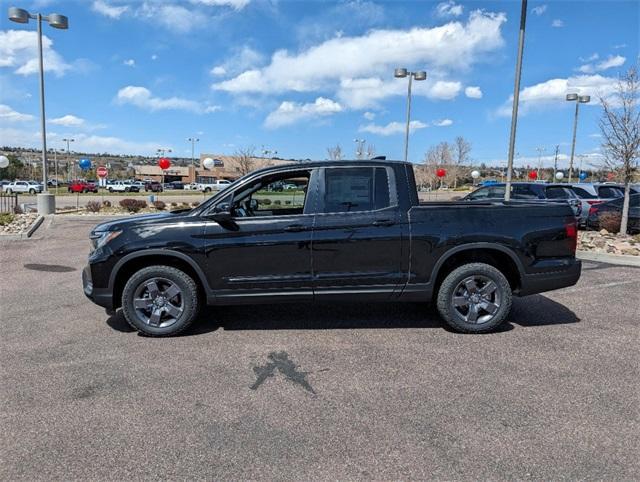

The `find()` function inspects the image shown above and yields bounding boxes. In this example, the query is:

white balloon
[0,155,9,169]
[471,170,480,179]
[555,171,565,180]
[202,157,215,170]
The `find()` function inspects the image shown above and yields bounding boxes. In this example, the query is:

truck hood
[91,210,192,233]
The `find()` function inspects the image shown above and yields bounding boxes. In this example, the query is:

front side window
[598,186,623,198]
[546,187,575,199]
[570,186,596,199]
[323,167,390,213]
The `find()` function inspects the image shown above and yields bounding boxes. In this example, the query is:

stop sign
[97,166,108,178]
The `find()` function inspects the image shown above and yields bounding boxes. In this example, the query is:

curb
[576,250,640,267]
[0,215,45,241]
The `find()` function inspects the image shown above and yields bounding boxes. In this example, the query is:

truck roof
[248,159,410,176]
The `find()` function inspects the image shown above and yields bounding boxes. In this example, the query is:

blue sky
[0,0,638,169]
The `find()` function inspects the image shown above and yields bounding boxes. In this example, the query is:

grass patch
[0,213,15,226]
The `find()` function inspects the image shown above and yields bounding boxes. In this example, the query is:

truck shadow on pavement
[106,294,579,336]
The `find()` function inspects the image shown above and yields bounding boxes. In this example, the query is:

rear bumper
[517,259,581,296]
[82,265,114,309]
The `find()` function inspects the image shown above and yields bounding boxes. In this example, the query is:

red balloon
[436,168,447,178]
[528,171,538,180]
[158,157,171,170]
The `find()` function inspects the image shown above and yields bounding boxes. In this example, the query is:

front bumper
[517,259,581,296]
[83,264,114,309]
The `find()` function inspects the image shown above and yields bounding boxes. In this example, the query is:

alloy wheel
[132,277,184,328]
[451,275,501,324]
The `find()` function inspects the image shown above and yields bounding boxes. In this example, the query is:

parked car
[144,181,163,192]
[4,180,43,194]
[68,180,98,193]
[108,180,140,193]
[168,181,184,190]
[184,182,199,191]
[198,180,232,192]
[462,182,582,219]
[586,193,640,234]
[567,183,625,227]
[0,180,11,191]
[84,160,581,337]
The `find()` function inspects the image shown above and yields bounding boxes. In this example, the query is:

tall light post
[394,68,427,162]
[536,146,545,179]
[504,0,528,201]
[566,93,590,182]
[187,137,199,168]
[353,138,366,160]
[9,7,68,214]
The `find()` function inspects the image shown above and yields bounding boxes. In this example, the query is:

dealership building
[133,154,293,183]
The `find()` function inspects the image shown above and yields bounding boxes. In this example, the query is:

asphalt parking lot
[1,216,638,480]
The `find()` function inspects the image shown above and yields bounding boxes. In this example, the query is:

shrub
[0,213,14,226]
[261,198,272,206]
[598,212,621,233]
[153,200,166,210]
[103,200,112,207]
[284,200,291,205]
[191,201,200,207]
[85,201,102,213]
[273,199,282,206]
[171,202,178,207]
[119,198,147,213]
[13,204,23,215]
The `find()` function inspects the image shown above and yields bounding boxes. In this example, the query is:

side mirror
[210,202,233,222]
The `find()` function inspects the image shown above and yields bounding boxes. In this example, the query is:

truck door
[312,166,404,300]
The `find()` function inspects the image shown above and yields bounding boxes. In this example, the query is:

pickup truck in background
[84,160,581,337]
[68,180,98,193]
[198,180,232,192]
[4,180,43,194]
[107,180,140,193]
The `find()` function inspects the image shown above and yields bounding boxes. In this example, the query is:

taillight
[588,205,600,216]
[586,200,603,205]
[566,220,577,253]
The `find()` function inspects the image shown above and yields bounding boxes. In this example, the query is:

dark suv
[144,181,163,192]
[463,183,582,219]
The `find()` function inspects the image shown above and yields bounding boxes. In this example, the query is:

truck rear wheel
[121,265,200,336]
[436,262,512,334]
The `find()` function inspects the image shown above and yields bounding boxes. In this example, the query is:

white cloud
[0,30,70,77]
[613,43,627,49]
[210,46,264,78]
[264,97,343,128]
[531,5,547,16]
[49,114,85,127]
[213,10,506,97]
[435,1,463,17]
[92,1,129,19]
[136,3,207,33]
[551,19,564,27]
[151,54,158,61]
[465,86,483,99]
[115,86,219,114]
[363,111,376,120]
[578,55,626,74]
[359,120,427,136]
[123,59,135,67]
[579,53,599,62]
[496,74,619,116]
[434,119,453,126]
[190,0,251,9]
[0,104,35,123]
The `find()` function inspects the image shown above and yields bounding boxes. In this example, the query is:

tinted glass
[323,167,389,213]
[468,187,490,200]
[487,186,505,198]
[598,186,624,198]
[546,187,573,199]
[570,186,596,199]
[512,185,539,199]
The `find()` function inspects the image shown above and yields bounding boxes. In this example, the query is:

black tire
[122,265,200,337]
[29,188,36,194]
[436,262,512,334]
[109,187,113,192]
[6,189,12,194]
[204,187,211,193]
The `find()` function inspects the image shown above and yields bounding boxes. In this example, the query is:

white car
[183,182,199,191]
[198,180,232,193]
[4,180,43,194]
[108,180,140,193]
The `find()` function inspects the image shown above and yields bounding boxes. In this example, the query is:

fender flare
[108,249,212,294]
[430,242,525,283]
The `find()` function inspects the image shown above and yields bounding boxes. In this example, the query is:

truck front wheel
[121,265,200,337]
[436,262,512,334]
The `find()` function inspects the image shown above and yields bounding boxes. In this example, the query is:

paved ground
[1,216,638,480]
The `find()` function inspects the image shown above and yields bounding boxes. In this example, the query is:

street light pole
[9,6,68,214]
[187,137,199,168]
[394,68,427,163]
[353,138,366,159]
[504,0,528,201]
[566,93,590,182]
[536,146,545,179]
[62,138,74,180]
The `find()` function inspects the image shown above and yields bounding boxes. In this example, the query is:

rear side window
[598,186,623,198]
[545,187,574,199]
[323,167,390,213]
[512,185,539,199]
[468,187,490,200]
[570,186,596,199]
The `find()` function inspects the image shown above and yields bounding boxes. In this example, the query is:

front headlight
[90,230,122,250]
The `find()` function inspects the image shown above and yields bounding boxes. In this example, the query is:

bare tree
[599,66,640,234]
[234,146,256,175]
[422,142,451,190]
[451,136,472,188]
[327,144,343,161]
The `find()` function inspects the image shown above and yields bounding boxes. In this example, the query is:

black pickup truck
[83,160,581,336]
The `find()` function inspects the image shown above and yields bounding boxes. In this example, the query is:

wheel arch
[432,243,524,293]
[109,250,211,309]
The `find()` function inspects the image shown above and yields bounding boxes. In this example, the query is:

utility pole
[536,147,545,180]
[553,145,559,180]
[505,0,528,200]
[187,137,199,168]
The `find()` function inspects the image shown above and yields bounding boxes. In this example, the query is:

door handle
[284,224,307,232]
[372,219,395,227]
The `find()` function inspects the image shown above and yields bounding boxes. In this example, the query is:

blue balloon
[579,171,588,181]
[79,158,92,170]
